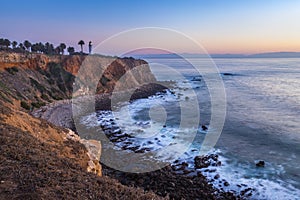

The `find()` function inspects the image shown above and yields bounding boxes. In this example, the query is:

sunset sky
[1,0,300,54]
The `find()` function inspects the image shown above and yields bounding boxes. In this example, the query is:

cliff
[0,52,164,199]
[0,52,157,110]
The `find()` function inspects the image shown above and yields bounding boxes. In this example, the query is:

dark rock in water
[192,76,201,81]
[241,188,253,196]
[222,72,234,76]
[182,162,189,167]
[214,174,220,179]
[178,162,189,171]
[201,125,208,131]
[256,160,265,167]
[124,141,132,145]
[224,181,230,186]
[135,149,145,153]
[127,146,140,152]
[171,165,177,171]
[211,154,218,161]
[194,156,210,169]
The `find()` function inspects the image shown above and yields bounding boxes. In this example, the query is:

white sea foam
[79,79,300,200]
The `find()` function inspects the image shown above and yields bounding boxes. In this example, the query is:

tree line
[0,38,89,55]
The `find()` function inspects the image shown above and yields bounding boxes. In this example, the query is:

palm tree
[78,40,85,53]
[38,42,45,54]
[3,39,11,49]
[67,46,75,55]
[55,46,61,55]
[59,43,66,55]
[12,41,18,49]
[31,44,38,53]
[0,38,4,49]
[24,40,32,52]
[18,43,25,52]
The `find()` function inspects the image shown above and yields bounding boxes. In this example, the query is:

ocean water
[80,58,300,199]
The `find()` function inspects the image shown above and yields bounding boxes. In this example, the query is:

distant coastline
[132,52,300,59]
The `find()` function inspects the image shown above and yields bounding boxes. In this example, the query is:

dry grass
[0,105,163,200]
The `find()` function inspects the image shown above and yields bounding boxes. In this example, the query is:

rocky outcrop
[65,129,102,176]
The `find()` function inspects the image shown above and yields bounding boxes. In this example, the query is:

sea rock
[214,174,220,179]
[224,181,230,186]
[201,125,208,131]
[222,73,234,76]
[255,160,265,167]
[194,156,210,169]
[192,76,201,81]
[81,139,102,176]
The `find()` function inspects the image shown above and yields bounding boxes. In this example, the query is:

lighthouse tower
[88,41,92,54]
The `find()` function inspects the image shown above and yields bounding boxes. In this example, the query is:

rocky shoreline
[31,83,245,200]
[84,110,253,199]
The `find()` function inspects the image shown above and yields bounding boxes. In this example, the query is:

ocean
[80,57,300,199]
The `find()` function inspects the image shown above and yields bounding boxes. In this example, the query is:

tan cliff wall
[0,52,156,110]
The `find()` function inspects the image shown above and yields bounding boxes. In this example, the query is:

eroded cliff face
[0,52,156,110]
[0,52,164,199]
[0,52,158,175]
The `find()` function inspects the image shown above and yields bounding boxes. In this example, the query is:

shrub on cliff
[20,101,30,110]
[5,67,19,75]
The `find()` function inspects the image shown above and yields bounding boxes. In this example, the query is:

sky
[1,0,300,54]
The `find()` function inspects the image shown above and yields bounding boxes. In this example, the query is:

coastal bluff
[0,52,164,199]
[0,52,157,105]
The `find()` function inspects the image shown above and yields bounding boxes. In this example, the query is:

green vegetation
[31,101,46,109]
[47,62,74,93]
[78,40,85,53]
[0,37,88,55]
[0,80,11,93]
[20,101,30,110]
[30,77,46,93]
[0,92,12,104]
[41,93,50,101]
[67,46,75,55]
[5,67,19,75]
[59,43,66,55]
[0,38,11,49]
[24,40,32,51]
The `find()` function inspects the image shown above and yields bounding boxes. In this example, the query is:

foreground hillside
[0,100,162,199]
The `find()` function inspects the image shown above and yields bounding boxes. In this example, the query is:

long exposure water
[81,58,300,199]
